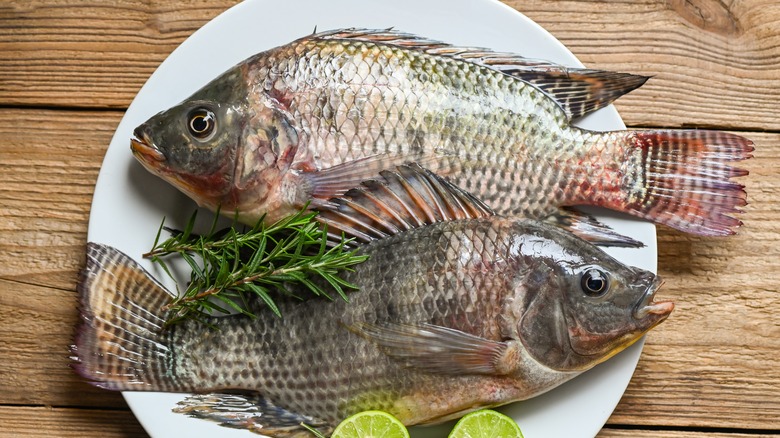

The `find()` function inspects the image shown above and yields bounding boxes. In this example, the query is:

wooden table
[1,1,778,437]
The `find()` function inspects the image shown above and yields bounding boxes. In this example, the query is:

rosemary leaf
[246,283,281,318]
[180,209,198,243]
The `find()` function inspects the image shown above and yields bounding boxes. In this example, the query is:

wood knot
[669,0,742,37]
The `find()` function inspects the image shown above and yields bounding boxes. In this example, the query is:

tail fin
[615,130,753,236]
[70,242,178,391]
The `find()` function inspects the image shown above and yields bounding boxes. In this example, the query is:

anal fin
[173,393,330,437]
[304,154,440,201]
[545,207,644,248]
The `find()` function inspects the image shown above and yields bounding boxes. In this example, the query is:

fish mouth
[130,126,165,162]
[633,276,674,320]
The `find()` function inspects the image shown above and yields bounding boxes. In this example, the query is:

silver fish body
[131,29,751,237]
[73,217,672,435]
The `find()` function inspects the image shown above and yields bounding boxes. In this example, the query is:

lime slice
[331,410,410,438]
[448,409,523,438]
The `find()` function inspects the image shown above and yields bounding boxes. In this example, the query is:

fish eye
[581,268,609,297]
[187,108,216,139]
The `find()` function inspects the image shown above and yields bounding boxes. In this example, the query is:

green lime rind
[331,410,410,438]
[448,409,524,438]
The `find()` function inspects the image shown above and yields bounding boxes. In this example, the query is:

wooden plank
[513,0,780,131]
[0,406,146,438]
[0,108,119,290]
[0,111,123,407]
[0,0,239,109]
[0,278,135,408]
[1,1,779,131]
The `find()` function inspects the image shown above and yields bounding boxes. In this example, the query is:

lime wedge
[331,410,410,438]
[448,409,524,438]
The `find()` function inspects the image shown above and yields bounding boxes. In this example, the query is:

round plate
[87,0,657,437]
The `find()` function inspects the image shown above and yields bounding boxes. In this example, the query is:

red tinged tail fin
[614,130,753,236]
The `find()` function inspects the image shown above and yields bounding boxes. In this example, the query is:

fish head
[131,64,300,221]
[517,224,674,372]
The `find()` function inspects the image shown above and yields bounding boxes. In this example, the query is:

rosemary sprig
[144,208,368,325]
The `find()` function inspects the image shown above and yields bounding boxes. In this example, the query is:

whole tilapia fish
[72,165,673,437]
[131,28,751,239]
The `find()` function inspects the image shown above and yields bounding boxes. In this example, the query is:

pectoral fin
[347,322,517,376]
[304,154,441,202]
[173,393,330,437]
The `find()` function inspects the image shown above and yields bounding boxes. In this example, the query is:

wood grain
[0,109,119,290]
[0,406,146,438]
[513,0,780,131]
[0,0,240,109]
[0,277,131,408]
[1,1,779,130]
[607,132,780,430]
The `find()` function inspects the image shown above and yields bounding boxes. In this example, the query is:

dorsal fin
[315,163,494,246]
[311,28,649,120]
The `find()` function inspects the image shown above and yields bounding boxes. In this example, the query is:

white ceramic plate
[87,0,657,436]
